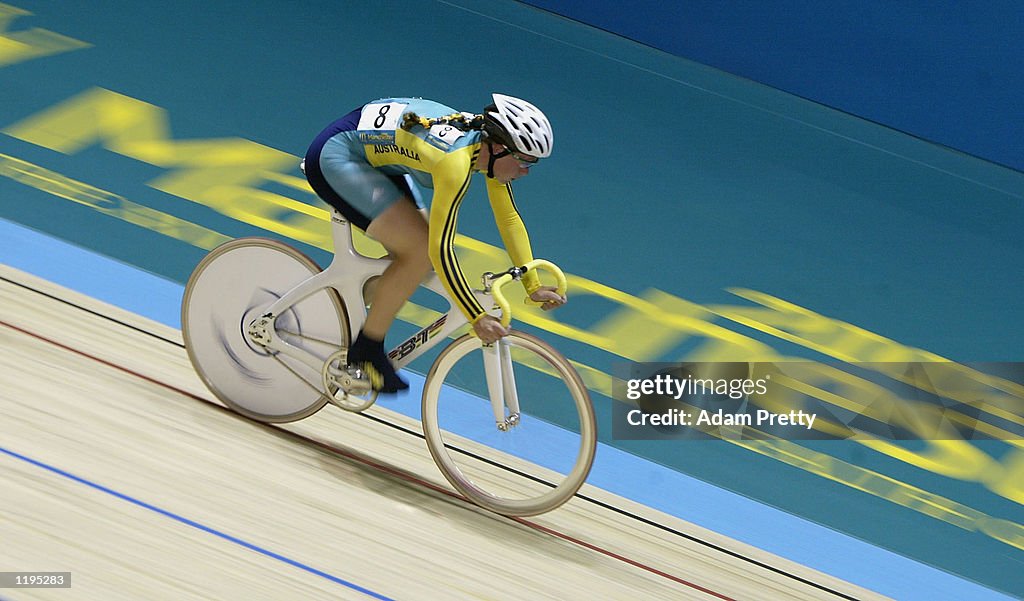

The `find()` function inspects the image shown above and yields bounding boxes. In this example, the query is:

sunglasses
[494,146,540,168]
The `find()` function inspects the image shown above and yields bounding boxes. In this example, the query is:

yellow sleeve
[485,178,542,295]
[428,153,489,323]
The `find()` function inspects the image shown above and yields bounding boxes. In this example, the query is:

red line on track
[1,318,737,601]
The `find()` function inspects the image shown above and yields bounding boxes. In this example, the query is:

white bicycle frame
[247,209,535,428]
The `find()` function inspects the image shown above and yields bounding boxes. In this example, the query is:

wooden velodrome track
[0,264,886,601]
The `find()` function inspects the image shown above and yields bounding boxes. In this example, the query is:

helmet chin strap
[486,141,512,179]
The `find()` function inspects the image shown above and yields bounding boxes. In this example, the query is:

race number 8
[374,105,390,128]
[358,102,406,131]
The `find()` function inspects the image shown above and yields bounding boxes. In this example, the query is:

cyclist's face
[493,145,538,183]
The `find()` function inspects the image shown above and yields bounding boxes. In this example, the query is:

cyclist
[303,94,567,393]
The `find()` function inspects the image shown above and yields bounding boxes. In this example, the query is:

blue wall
[521,0,1024,173]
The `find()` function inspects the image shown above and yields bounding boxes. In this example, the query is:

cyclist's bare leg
[343,198,430,391]
[362,198,432,339]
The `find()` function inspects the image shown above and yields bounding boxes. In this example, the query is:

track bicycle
[180,208,597,516]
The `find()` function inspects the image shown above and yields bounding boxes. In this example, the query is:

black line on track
[1,275,181,347]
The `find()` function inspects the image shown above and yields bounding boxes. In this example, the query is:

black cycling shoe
[347,332,408,393]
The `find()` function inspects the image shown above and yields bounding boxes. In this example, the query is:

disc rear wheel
[181,238,349,422]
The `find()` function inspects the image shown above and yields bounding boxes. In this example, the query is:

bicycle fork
[482,340,522,431]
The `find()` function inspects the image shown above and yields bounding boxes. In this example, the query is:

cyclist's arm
[485,178,542,295]
[427,154,489,323]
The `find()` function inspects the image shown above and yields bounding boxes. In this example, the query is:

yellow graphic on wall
[0,3,89,68]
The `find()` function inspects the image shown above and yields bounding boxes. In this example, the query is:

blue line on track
[0,445,395,601]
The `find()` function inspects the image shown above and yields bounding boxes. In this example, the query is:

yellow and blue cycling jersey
[304,97,542,324]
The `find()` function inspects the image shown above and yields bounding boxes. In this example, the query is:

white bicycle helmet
[484,93,554,158]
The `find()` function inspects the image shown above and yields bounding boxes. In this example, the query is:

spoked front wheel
[181,238,349,422]
[421,331,597,516]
